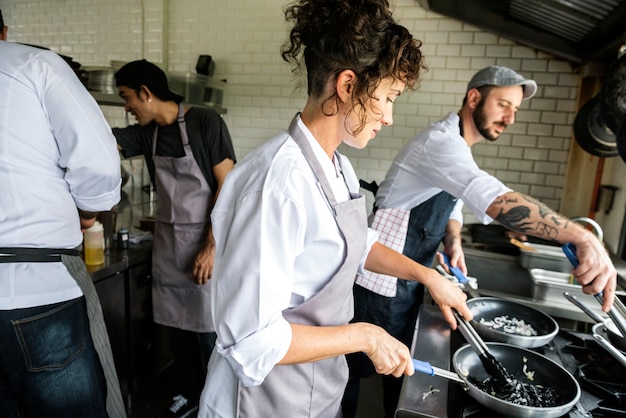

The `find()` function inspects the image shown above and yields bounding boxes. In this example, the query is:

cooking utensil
[592,322,626,368]
[563,291,611,327]
[413,343,581,417]
[411,358,465,383]
[599,53,626,134]
[440,251,480,298]
[441,251,559,348]
[510,237,536,251]
[453,310,511,383]
[564,291,626,352]
[562,242,626,340]
[573,95,619,157]
[468,297,558,348]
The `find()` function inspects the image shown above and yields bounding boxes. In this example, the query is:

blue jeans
[0,297,107,417]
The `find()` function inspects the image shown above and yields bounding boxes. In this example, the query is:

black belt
[0,247,81,263]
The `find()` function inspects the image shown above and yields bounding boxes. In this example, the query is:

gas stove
[396,304,626,417]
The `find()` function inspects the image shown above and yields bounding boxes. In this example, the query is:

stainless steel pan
[467,297,559,348]
[413,342,581,418]
[441,252,559,348]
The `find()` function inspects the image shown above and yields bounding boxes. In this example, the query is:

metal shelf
[90,91,227,115]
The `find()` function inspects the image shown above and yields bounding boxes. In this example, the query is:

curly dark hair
[281,0,427,133]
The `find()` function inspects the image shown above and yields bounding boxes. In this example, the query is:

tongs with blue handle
[562,242,626,339]
[439,251,479,299]
[412,358,465,383]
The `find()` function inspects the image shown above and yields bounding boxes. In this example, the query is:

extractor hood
[417,0,626,64]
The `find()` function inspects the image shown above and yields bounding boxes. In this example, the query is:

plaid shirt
[355,208,410,297]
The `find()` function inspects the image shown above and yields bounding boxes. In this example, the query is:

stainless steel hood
[417,0,626,64]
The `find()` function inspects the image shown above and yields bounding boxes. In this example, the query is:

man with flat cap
[113,59,235,418]
[343,65,617,418]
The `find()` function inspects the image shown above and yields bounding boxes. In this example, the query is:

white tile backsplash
[1,0,583,216]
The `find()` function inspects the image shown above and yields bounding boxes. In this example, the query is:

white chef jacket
[201,117,377,416]
[0,42,121,309]
[375,112,511,224]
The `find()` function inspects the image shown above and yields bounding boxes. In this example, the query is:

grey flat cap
[467,66,537,99]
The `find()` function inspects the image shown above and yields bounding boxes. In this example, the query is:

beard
[473,99,507,142]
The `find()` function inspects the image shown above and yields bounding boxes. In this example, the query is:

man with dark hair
[113,59,236,418]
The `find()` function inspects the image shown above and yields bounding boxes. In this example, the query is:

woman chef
[197,1,472,417]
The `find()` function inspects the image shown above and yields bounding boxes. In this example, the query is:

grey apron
[237,115,368,418]
[151,104,215,333]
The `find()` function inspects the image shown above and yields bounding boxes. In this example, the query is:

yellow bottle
[84,221,105,265]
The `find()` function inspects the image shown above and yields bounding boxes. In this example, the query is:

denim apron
[151,104,215,332]
[237,116,368,417]
[356,191,456,343]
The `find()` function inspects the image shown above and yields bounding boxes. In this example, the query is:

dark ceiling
[417,0,626,65]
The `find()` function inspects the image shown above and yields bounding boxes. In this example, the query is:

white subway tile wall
[2,0,580,221]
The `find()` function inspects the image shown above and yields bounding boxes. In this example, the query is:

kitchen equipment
[564,291,626,352]
[562,242,626,340]
[413,342,581,418]
[529,268,606,306]
[573,95,619,157]
[440,251,480,298]
[519,242,571,273]
[618,118,626,164]
[83,67,117,94]
[599,53,626,134]
[592,322,626,368]
[441,252,559,347]
[454,310,511,383]
[468,297,558,348]
[402,304,626,417]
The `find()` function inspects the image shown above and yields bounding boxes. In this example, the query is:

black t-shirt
[113,107,236,192]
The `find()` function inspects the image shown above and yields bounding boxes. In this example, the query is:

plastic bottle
[84,221,105,265]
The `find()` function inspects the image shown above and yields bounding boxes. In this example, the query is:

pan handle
[563,291,606,324]
[592,332,626,369]
[563,242,626,339]
[412,359,465,383]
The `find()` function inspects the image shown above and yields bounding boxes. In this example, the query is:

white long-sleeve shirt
[376,112,511,224]
[203,117,377,413]
[0,42,121,309]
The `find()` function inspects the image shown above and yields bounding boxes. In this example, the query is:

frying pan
[441,252,559,348]
[413,342,581,418]
[467,297,558,348]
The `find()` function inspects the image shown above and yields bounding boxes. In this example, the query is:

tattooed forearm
[521,195,553,219]
[495,206,560,241]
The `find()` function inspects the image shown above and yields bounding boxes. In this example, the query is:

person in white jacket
[197,0,472,417]
[0,40,124,417]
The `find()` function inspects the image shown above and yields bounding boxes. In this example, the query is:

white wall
[2,0,624,249]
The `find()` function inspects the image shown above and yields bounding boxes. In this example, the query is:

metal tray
[519,243,571,273]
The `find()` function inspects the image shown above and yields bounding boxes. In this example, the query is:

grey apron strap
[61,254,127,418]
[152,103,189,154]
[287,115,339,212]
